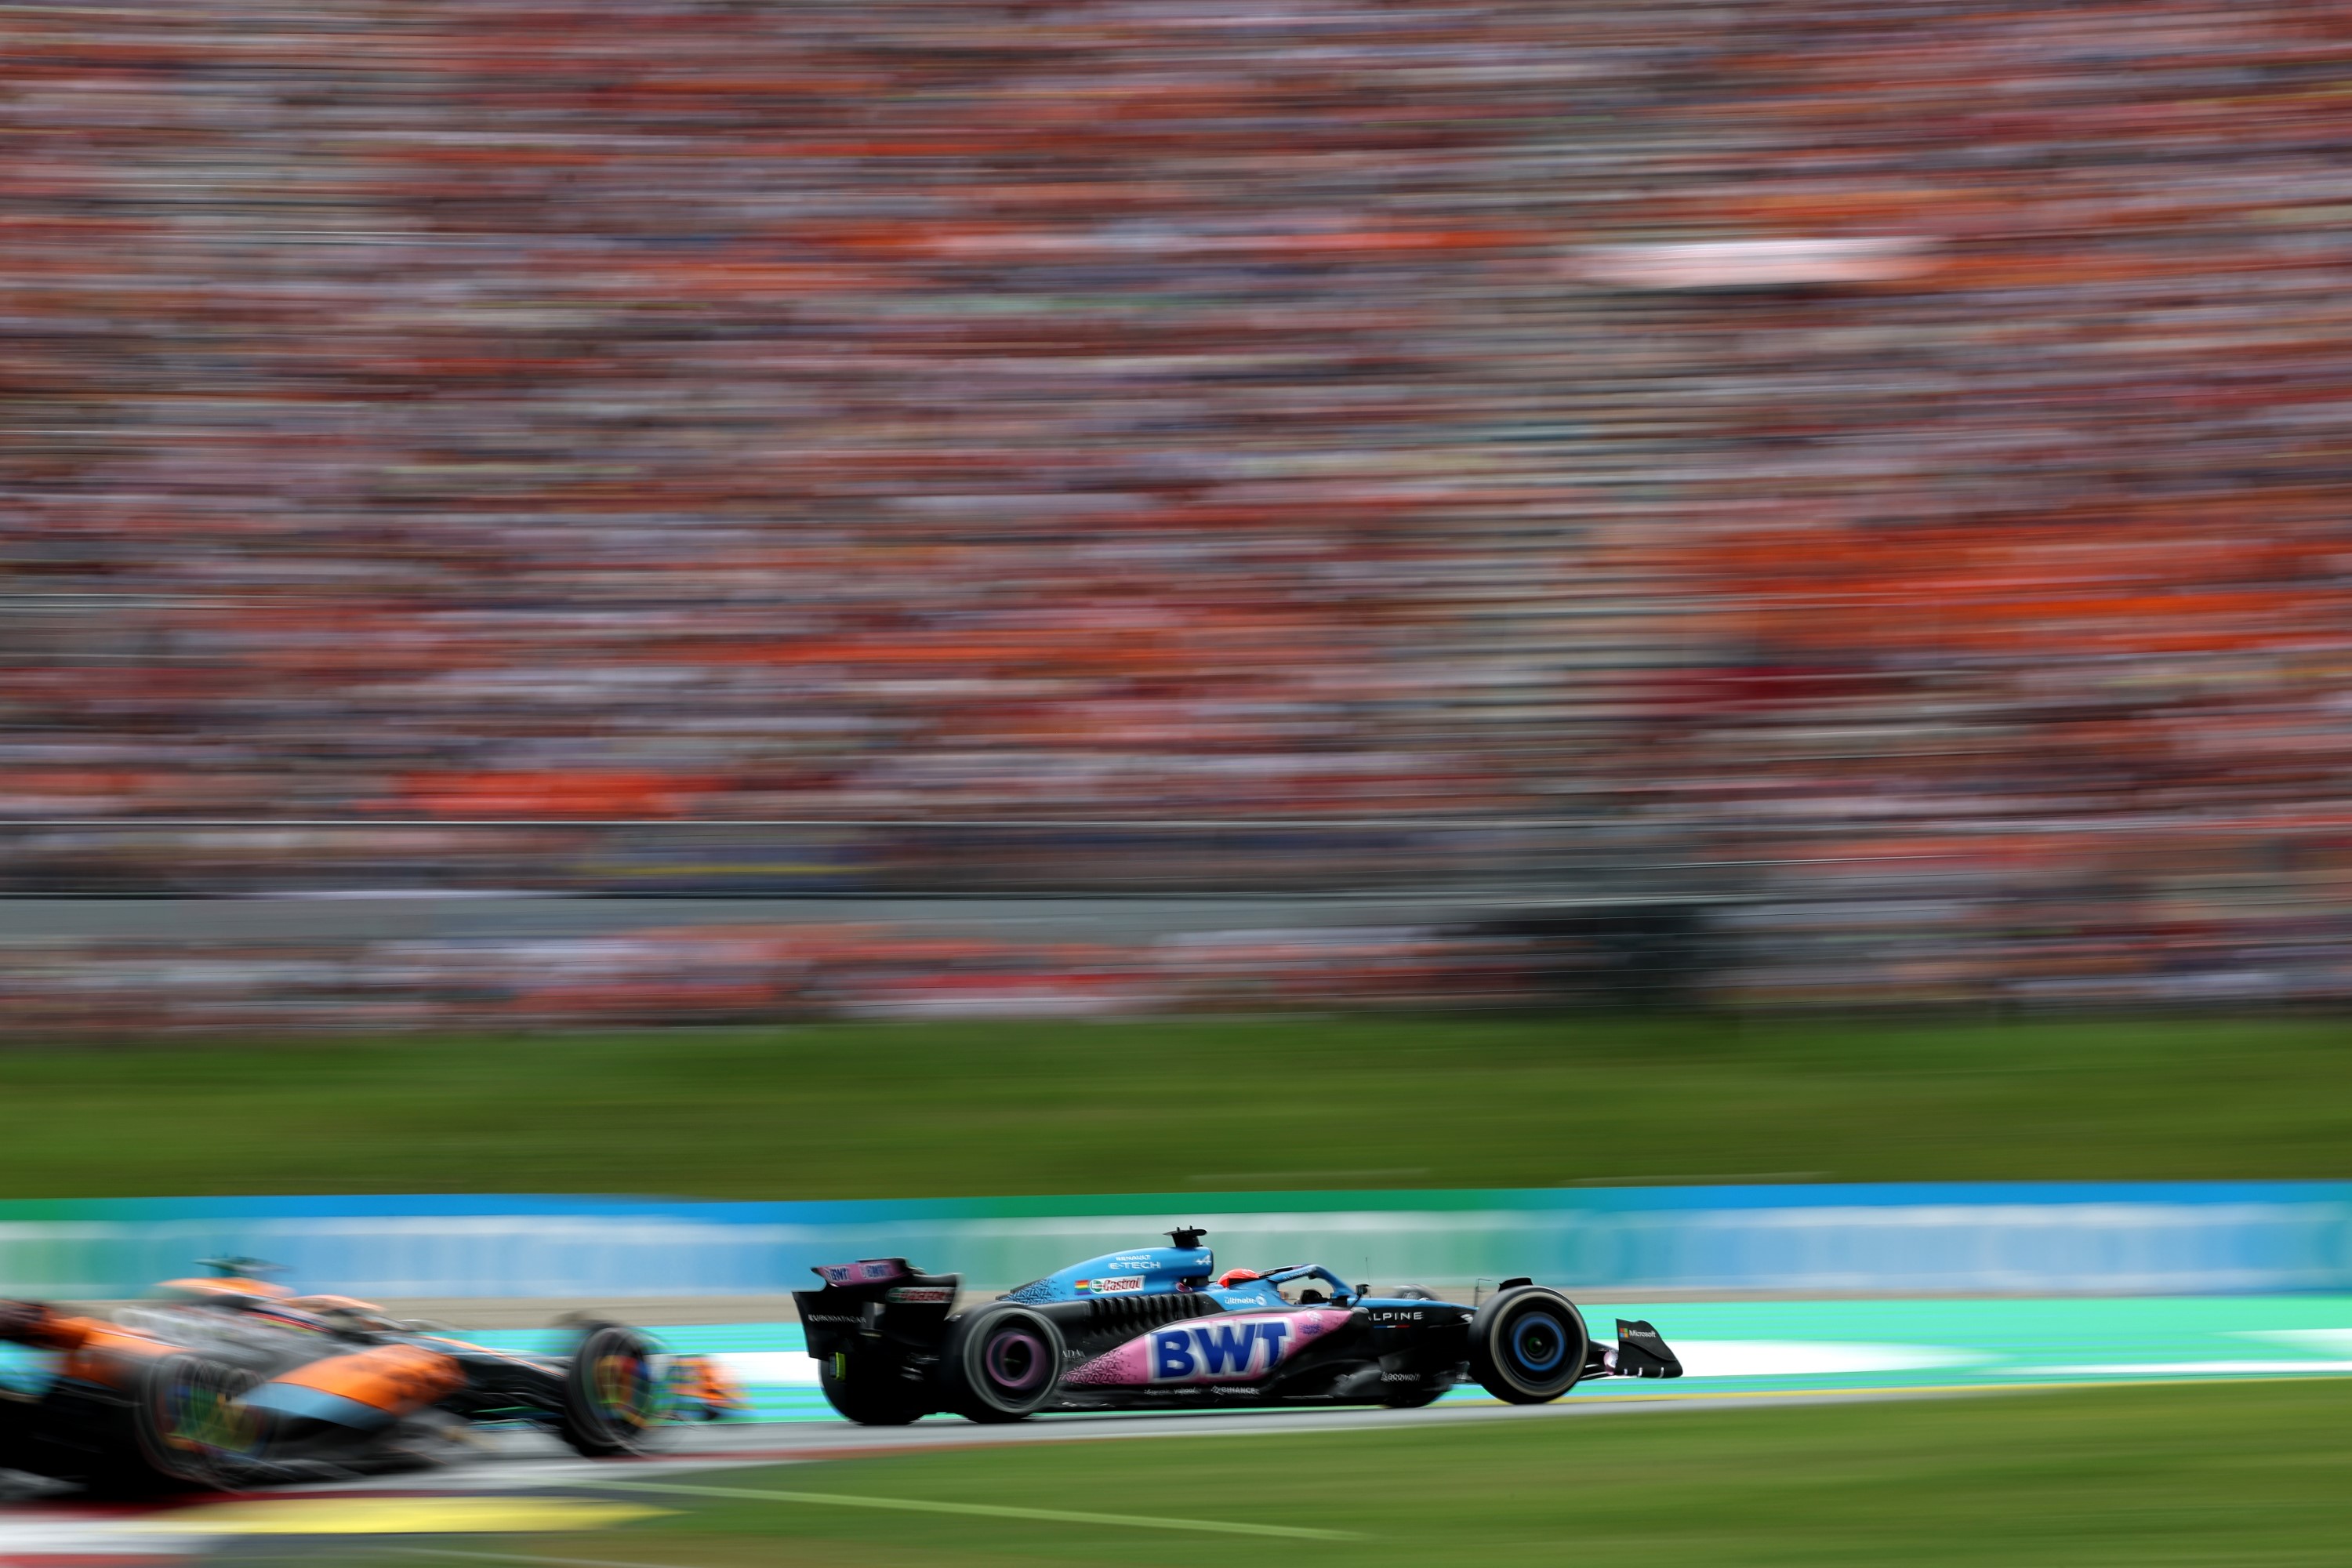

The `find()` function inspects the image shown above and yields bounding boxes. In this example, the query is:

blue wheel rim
[1511,1311,1567,1374]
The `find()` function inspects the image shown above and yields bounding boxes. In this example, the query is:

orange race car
[0,1261,742,1492]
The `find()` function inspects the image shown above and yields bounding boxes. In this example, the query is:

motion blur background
[9,9,2352,1559]
[4,0,2351,1022]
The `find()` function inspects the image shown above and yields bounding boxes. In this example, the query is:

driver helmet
[1216,1268,1264,1287]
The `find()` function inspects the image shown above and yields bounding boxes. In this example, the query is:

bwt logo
[1151,1320,1293,1382]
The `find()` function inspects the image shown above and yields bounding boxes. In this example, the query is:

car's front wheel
[1468,1287,1589,1405]
[557,1323,666,1456]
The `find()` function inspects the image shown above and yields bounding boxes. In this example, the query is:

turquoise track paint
[417,1295,2352,1424]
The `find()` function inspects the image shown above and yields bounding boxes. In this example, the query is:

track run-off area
[6,1294,2352,1563]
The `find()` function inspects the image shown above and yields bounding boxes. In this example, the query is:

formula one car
[0,1261,743,1492]
[794,1227,1680,1425]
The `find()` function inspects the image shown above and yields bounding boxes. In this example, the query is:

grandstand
[5,0,2350,1019]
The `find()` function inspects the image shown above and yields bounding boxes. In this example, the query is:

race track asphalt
[318,1385,1902,1485]
[459,1293,2352,1425]
[7,1294,2352,1563]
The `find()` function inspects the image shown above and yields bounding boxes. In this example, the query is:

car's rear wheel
[817,1350,927,1425]
[1468,1287,1589,1405]
[557,1323,666,1456]
[1380,1377,1449,1410]
[131,1353,267,1490]
[939,1305,1063,1424]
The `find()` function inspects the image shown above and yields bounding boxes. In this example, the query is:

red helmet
[1216,1269,1264,1287]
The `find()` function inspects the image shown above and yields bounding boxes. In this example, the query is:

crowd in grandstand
[6,0,2351,1009]
[0,923,1550,1036]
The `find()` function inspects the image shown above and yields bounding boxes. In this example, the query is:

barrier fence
[16,813,2352,1010]
[4,1185,2348,1302]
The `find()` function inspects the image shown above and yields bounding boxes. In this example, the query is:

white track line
[581,1476,1360,1541]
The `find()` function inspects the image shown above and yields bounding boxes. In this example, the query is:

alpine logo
[1151,1319,1290,1381]
[1076,1276,1145,1295]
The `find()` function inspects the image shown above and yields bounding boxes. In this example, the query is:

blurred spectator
[0,924,1546,1036]
[5,2,2352,1007]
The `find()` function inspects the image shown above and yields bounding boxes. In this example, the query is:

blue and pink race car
[793,1227,1681,1424]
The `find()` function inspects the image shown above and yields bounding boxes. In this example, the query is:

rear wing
[791,1258,963,1360]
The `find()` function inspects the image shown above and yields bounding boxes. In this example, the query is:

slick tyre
[939,1305,1063,1424]
[1468,1287,1588,1405]
[558,1323,666,1457]
[1380,1376,1449,1410]
[817,1352,927,1426]
[130,1353,267,1491]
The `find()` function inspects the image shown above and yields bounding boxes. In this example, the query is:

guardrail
[0,818,1686,898]
[5,1185,2347,1301]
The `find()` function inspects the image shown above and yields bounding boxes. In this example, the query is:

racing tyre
[557,1323,666,1457]
[1468,1287,1588,1405]
[939,1305,1063,1424]
[1380,1377,1449,1410]
[131,1353,267,1491]
[817,1351,927,1426]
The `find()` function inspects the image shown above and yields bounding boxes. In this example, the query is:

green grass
[4,1014,2350,1199]
[455,1382,2352,1566]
